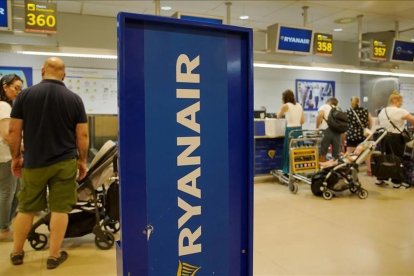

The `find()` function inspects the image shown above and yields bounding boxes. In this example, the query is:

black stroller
[27,140,119,250]
[311,129,388,199]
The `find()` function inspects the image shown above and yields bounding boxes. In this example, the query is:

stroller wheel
[323,190,333,200]
[29,233,48,250]
[357,189,368,199]
[95,230,115,250]
[349,185,358,193]
[103,220,120,234]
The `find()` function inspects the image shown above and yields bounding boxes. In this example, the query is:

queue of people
[276,89,414,187]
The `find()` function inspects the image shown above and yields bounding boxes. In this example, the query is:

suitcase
[371,153,404,181]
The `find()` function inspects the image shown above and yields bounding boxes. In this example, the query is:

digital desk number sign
[371,40,387,61]
[314,33,333,56]
[25,1,57,34]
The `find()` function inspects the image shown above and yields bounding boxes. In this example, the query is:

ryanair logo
[280,35,310,44]
[177,260,201,276]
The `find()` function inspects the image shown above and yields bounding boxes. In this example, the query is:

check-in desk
[254,118,286,175]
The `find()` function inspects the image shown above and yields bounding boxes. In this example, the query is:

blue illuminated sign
[0,0,11,31]
[391,39,414,63]
[277,25,313,54]
[117,13,253,276]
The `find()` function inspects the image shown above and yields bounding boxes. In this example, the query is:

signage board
[25,0,57,34]
[313,33,333,56]
[390,39,414,63]
[267,24,313,54]
[117,13,253,276]
[371,39,387,61]
[0,0,12,31]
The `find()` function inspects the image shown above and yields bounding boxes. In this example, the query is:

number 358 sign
[25,0,57,34]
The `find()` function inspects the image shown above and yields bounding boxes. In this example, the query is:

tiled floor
[2,171,414,275]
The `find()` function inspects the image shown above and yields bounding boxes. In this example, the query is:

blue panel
[254,121,265,136]
[117,13,253,276]
[277,26,313,53]
[254,138,284,174]
[0,0,10,29]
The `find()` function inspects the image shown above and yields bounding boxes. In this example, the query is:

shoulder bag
[351,108,372,137]
[384,108,414,148]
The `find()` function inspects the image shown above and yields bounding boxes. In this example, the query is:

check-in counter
[254,118,286,175]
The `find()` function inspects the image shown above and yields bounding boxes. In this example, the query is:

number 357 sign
[25,0,57,34]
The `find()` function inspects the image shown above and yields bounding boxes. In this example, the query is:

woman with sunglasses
[0,74,23,241]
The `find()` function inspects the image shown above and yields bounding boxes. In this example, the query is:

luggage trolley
[271,129,323,193]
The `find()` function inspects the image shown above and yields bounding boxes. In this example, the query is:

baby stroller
[311,129,388,200]
[27,140,119,250]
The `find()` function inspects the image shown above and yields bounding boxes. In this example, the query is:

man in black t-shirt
[8,57,89,269]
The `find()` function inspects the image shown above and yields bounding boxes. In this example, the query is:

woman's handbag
[351,108,372,137]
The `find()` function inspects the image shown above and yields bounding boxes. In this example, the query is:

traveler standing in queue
[316,97,342,161]
[376,91,414,187]
[346,96,372,175]
[277,89,304,175]
[8,57,89,269]
[0,74,23,241]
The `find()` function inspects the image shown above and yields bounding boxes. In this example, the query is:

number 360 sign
[25,0,57,34]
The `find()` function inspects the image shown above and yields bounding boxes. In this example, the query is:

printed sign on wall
[296,79,335,111]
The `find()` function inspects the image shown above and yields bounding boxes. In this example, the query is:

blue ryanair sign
[0,0,11,30]
[277,25,313,54]
[117,13,253,276]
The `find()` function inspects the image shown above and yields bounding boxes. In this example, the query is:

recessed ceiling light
[161,6,172,11]
[334,17,356,24]
[239,15,249,20]
[334,28,343,32]
[411,38,414,42]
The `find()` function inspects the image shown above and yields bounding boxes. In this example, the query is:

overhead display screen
[390,39,414,63]
[25,0,57,34]
[276,25,313,54]
[313,33,333,56]
[0,0,12,31]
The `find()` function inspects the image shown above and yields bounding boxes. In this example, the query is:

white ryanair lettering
[282,36,310,44]
[0,8,4,15]
[176,54,202,257]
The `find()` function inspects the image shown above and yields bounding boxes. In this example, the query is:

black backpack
[326,106,348,133]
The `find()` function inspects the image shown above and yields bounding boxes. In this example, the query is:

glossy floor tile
[2,171,414,275]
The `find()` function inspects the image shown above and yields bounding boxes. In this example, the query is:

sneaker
[0,230,13,242]
[375,179,385,186]
[10,251,24,265]
[47,251,68,270]
[393,183,401,189]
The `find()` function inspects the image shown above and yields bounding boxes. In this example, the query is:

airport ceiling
[11,0,414,42]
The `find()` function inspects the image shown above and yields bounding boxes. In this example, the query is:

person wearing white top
[376,91,414,187]
[0,74,23,241]
[277,89,304,174]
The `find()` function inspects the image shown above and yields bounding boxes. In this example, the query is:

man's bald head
[42,57,66,81]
